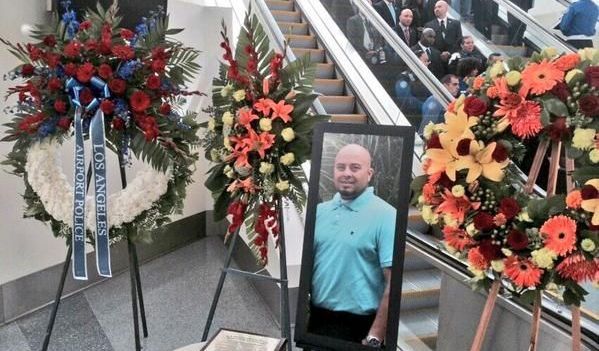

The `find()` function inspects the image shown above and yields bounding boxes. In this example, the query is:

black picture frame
[294,122,415,351]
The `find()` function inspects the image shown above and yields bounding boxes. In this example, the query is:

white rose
[259,118,272,131]
[275,180,289,192]
[208,118,216,131]
[259,162,275,175]
[280,152,295,166]
[222,111,234,126]
[281,128,295,142]
[232,89,246,102]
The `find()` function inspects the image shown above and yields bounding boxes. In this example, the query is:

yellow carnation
[208,118,216,131]
[501,248,513,257]
[423,122,436,140]
[223,165,235,178]
[541,47,558,59]
[468,266,486,281]
[565,69,584,85]
[589,149,599,164]
[578,47,598,61]
[491,260,505,273]
[451,185,465,197]
[259,162,274,175]
[281,127,295,142]
[531,248,557,269]
[222,111,234,126]
[466,223,478,237]
[280,152,295,166]
[581,238,596,252]
[259,118,272,131]
[223,136,232,151]
[421,205,438,224]
[505,71,521,86]
[489,61,505,78]
[220,84,233,97]
[232,89,246,102]
[275,180,289,192]
[572,128,596,150]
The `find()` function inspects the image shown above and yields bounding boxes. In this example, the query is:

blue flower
[117,60,141,79]
[38,119,57,138]
[135,23,149,37]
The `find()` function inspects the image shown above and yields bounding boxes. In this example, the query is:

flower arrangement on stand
[2,1,201,245]
[412,48,598,350]
[201,13,328,264]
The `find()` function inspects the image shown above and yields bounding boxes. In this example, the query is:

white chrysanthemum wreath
[26,139,172,231]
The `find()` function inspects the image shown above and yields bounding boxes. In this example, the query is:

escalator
[250,0,598,350]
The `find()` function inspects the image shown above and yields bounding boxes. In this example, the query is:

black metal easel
[201,195,292,351]
[41,156,148,351]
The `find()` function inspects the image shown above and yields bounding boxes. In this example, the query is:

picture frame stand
[41,156,149,351]
[201,195,292,351]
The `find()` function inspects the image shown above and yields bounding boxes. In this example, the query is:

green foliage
[280,55,316,93]
[526,195,566,222]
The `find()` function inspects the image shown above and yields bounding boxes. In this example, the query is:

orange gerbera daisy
[436,189,479,225]
[556,254,599,283]
[504,256,543,288]
[443,226,474,251]
[468,247,489,270]
[540,215,578,256]
[492,76,511,99]
[472,76,485,90]
[519,60,564,96]
[509,100,543,139]
[553,53,580,72]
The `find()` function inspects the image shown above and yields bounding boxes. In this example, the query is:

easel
[201,195,293,351]
[470,139,581,351]
[41,154,148,351]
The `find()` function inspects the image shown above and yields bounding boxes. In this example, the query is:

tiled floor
[0,236,282,351]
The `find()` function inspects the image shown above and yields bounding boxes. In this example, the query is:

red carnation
[27,44,43,61]
[586,66,599,88]
[43,35,56,47]
[479,240,502,261]
[64,41,81,58]
[79,88,94,106]
[108,79,127,95]
[151,46,169,61]
[64,63,78,77]
[98,64,113,80]
[473,212,495,231]
[507,229,528,250]
[499,198,520,220]
[47,77,62,91]
[84,39,98,52]
[21,64,35,77]
[111,117,125,130]
[150,59,166,73]
[76,62,95,83]
[546,117,570,141]
[112,45,135,60]
[44,52,60,68]
[581,184,598,200]
[456,139,472,156]
[79,20,91,30]
[120,28,135,40]
[54,99,68,114]
[98,41,112,55]
[550,82,570,102]
[578,95,599,117]
[57,117,71,130]
[129,91,151,113]
[100,100,115,115]
[146,75,161,90]
[491,142,508,162]
[159,103,171,115]
[463,96,487,116]
[427,134,442,149]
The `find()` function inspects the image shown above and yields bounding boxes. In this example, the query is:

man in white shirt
[425,1,463,53]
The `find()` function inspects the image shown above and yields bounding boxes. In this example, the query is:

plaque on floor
[200,328,287,351]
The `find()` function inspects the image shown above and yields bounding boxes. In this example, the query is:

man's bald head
[434,1,449,18]
[333,144,373,200]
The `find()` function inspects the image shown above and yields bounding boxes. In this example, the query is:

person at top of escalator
[558,0,598,49]
[412,27,448,79]
[396,8,420,47]
[448,35,486,74]
[425,1,463,54]
[374,0,400,29]
[456,56,480,94]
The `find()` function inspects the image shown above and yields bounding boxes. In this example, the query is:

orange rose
[566,190,583,209]
[553,53,580,72]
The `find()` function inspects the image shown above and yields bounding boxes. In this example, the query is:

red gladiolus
[64,41,81,58]
[98,64,113,80]
[150,59,166,73]
[100,100,115,114]
[57,117,72,130]
[18,112,45,134]
[112,45,135,60]
[76,62,95,83]
[108,79,126,95]
[129,91,151,113]
[26,44,43,61]
[47,77,62,91]
[111,117,125,130]
[21,64,34,76]
[146,75,161,90]
[120,28,135,40]
[43,35,56,47]
[54,99,67,114]
[64,63,78,77]
[227,201,247,234]
[159,103,171,115]
[79,20,91,30]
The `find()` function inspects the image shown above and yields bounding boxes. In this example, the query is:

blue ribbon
[67,75,112,279]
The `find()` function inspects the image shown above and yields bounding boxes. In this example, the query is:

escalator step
[398,307,439,351]
[276,21,308,35]
[271,10,301,23]
[292,48,325,63]
[285,34,316,49]
[319,96,355,114]
[265,0,294,12]
[316,63,335,79]
[314,78,344,95]
[330,114,367,124]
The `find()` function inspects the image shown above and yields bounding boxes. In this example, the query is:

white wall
[0,0,233,285]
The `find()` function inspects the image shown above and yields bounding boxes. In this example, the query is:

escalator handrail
[493,0,575,53]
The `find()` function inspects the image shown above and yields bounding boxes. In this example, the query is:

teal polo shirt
[311,187,397,315]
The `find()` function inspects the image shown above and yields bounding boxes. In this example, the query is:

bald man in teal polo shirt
[309,144,396,348]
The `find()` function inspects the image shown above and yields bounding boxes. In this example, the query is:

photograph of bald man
[308,143,397,349]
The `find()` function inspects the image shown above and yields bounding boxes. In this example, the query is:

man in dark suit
[396,8,419,47]
[425,1,463,53]
[346,9,381,61]
[374,0,399,29]
[412,28,447,79]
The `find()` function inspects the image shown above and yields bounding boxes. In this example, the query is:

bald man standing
[309,144,397,348]
[425,1,463,53]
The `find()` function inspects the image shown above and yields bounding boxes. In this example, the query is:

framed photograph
[200,328,287,351]
[294,122,415,351]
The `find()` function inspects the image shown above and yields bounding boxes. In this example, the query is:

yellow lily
[425,135,459,181]
[581,179,599,226]
[439,103,478,146]
[455,141,509,183]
